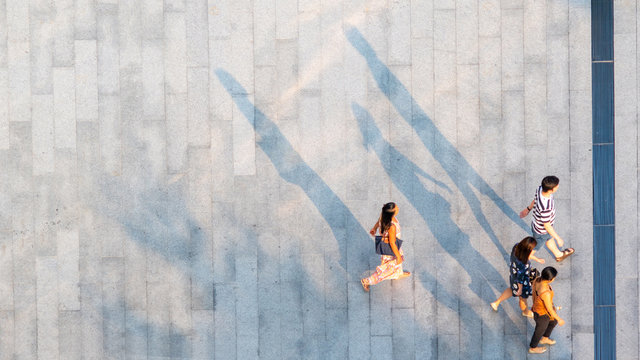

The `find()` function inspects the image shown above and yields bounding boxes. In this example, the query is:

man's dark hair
[541,176,560,192]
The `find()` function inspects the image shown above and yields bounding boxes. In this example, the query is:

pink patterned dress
[362,220,405,285]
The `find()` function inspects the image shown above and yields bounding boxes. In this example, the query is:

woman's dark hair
[514,236,537,263]
[379,202,397,235]
[541,176,560,192]
[540,267,558,281]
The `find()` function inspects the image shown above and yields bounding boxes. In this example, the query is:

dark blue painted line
[591,0,615,359]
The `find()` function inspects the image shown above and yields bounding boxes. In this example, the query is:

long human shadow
[352,103,507,300]
[345,27,529,260]
[215,68,371,273]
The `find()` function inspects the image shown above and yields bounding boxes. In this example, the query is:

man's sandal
[361,279,370,292]
[555,248,575,262]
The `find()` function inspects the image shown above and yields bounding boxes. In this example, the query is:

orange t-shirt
[531,280,554,316]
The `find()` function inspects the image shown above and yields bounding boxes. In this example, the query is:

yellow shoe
[539,337,556,345]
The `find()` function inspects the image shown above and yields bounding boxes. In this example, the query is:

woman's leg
[491,288,512,310]
[543,318,558,338]
[530,313,551,348]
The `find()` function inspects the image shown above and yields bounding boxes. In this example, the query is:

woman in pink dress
[361,202,411,291]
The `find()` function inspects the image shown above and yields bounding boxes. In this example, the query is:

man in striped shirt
[520,176,575,262]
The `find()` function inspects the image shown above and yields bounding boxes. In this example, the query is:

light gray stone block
[275,0,297,40]
[523,0,545,64]
[370,278,392,336]
[141,0,163,39]
[214,284,237,359]
[232,93,256,176]
[479,36,501,121]
[547,0,568,35]
[142,40,164,119]
[479,0,500,37]
[146,281,170,357]
[124,309,147,359]
[298,12,320,91]
[165,0,184,12]
[616,277,639,359]
[236,256,258,338]
[389,65,413,147]
[188,67,210,146]
[348,281,370,360]
[99,95,121,175]
[436,256,459,335]
[74,0,96,39]
[456,0,478,65]
[118,0,142,67]
[57,229,79,311]
[75,40,98,121]
[0,1,6,68]
[192,310,214,359]
[434,10,455,52]
[459,305,483,359]
[168,283,192,359]
[524,62,546,146]
[53,68,76,150]
[0,232,11,310]
[547,114,570,181]
[36,256,58,360]
[258,284,281,359]
[502,91,524,172]
[7,0,29,42]
[547,35,569,117]
[59,311,81,360]
[102,258,125,358]
[10,123,33,199]
[501,9,524,91]
[124,238,146,311]
[388,0,411,65]
[0,70,7,149]
[97,4,119,96]
[370,335,393,360]
[186,0,208,66]
[165,11,187,95]
[207,0,230,39]
[301,257,325,336]
[392,308,414,358]
[411,37,434,116]
[8,40,31,122]
[614,34,637,116]
[53,0,74,67]
[438,333,460,359]
[411,0,433,39]
[14,283,37,359]
[615,0,636,34]
[166,93,187,173]
[501,0,522,9]
[32,95,55,175]
[456,64,479,148]
[569,7,591,91]
[254,0,276,66]
[572,332,595,360]
[0,310,14,360]
[434,91,457,147]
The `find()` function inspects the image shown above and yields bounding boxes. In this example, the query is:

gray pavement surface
[0,0,607,359]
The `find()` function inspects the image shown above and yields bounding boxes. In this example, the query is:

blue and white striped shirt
[531,186,555,234]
